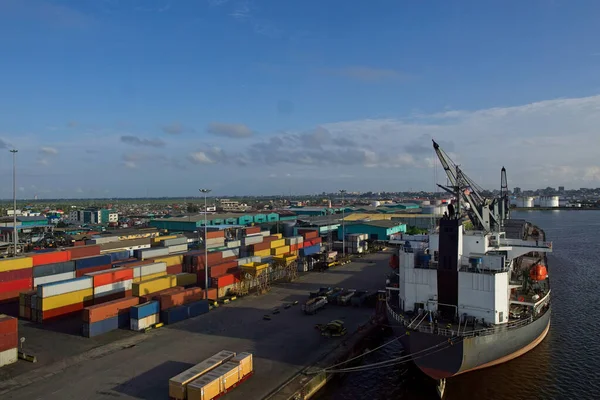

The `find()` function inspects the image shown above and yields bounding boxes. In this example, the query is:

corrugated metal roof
[348,220,403,228]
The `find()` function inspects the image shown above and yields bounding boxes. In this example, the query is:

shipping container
[105,250,130,263]
[67,245,101,260]
[253,249,270,258]
[113,259,155,269]
[241,235,263,246]
[133,271,167,283]
[32,261,75,278]
[207,261,239,278]
[153,235,177,244]
[130,300,160,320]
[175,273,197,287]
[75,264,111,277]
[159,287,204,310]
[0,347,18,368]
[94,279,133,297]
[85,267,134,288]
[187,300,210,317]
[231,352,253,377]
[130,313,159,331]
[138,286,185,303]
[134,247,169,260]
[210,273,239,288]
[82,312,130,337]
[167,264,183,275]
[37,301,90,322]
[31,250,71,267]
[132,275,177,296]
[75,255,112,270]
[0,315,18,352]
[249,241,270,252]
[159,237,188,247]
[168,350,236,400]
[39,288,94,311]
[37,276,93,298]
[271,246,290,256]
[168,244,188,254]
[0,267,32,282]
[151,255,183,267]
[33,271,76,288]
[0,278,33,296]
[187,362,243,400]
[83,296,139,323]
[205,230,225,240]
[0,257,33,273]
[226,240,241,249]
[93,290,132,305]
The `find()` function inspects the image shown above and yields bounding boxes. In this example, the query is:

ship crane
[432,140,507,233]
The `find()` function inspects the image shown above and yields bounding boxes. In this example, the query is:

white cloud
[40,146,58,155]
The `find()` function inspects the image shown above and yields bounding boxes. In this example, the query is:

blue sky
[1,0,600,198]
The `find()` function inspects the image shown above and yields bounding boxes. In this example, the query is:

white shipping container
[221,249,237,259]
[236,257,252,266]
[94,279,133,297]
[139,262,167,277]
[89,236,119,245]
[168,244,188,254]
[250,256,261,263]
[139,248,169,259]
[242,235,263,246]
[33,271,77,288]
[37,276,93,298]
[227,240,241,248]
[130,313,159,331]
[206,237,225,244]
[160,237,188,247]
[0,348,18,367]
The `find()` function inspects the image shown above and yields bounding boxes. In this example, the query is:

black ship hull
[388,307,551,379]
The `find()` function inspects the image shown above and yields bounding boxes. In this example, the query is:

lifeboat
[389,254,399,269]
[529,264,548,281]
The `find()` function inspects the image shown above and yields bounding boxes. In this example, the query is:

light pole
[10,149,18,257]
[199,188,211,300]
[339,189,346,258]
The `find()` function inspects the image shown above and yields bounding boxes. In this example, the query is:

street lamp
[10,149,18,257]
[339,189,347,257]
[199,188,211,300]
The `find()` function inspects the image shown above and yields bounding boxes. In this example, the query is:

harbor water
[315,210,600,400]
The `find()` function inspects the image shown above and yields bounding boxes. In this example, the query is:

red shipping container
[206,230,225,239]
[76,264,111,277]
[311,237,322,245]
[0,315,18,352]
[68,245,101,260]
[297,242,305,249]
[205,287,218,300]
[250,242,270,252]
[245,226,261,235]
[93,290,133,305]
[166,264,183,275]
[0,289,24,303]
[83,296,139,323]
[290,244,298,252]
[138,286,185,303]
[39,299,94,322]
[31,250,71,267]
[74,240,86,246]
[0,267,32,282]
[0,278,32,294]
[209,261,239,278]
[299,229,318,239]
[159,287,204,310]
[85,268,134,288]
[210,273,240,288]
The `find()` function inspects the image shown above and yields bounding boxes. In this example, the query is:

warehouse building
[339,220,407,241]
[149,211,296,232]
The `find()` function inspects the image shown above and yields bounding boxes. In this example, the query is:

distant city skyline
[1,1,600,198]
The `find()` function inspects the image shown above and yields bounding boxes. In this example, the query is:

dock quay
[0,251,392,400]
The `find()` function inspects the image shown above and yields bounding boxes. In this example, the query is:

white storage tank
[545,196,559,208]
[516,197,534,208]
[371,201,381,207]
[434,199,442,206]
[534,197,541,207]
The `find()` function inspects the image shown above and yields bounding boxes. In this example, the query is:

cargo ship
[385,140,552,398]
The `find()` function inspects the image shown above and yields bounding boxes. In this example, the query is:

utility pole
[199,188,211,299]
[339,189,346,258]
[10,149,18,256]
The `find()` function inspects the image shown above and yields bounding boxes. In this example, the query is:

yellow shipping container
[272,233,283,239]
[132,275,177,296]
[187,372,222,400]
[231,352,253,377]
[133,271,167,283]
[175,273,197,287]
[40,288,94,311]
[271,246,290,256]
[153,254,184,267]
[253,249,270,257]
[270,239,285,249]
[169,350,235,400]
[0,257,33,273]
[153,235,177,244]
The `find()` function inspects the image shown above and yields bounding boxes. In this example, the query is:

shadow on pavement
[112,360,194,399]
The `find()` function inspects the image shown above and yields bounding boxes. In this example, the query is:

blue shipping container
[301,245,321,257]
[33,261,75,278]
[82,312,130,338]
[187,300,210,318]
[131,301,160,320]
[160,306,189,325]
[75,255,112,270]
[108,250,130,263]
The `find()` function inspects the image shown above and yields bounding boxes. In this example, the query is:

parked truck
[302,296,327,315]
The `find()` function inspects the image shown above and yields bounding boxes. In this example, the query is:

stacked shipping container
[0,314,18,367]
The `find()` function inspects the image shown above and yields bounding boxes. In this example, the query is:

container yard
[0,223,391,400]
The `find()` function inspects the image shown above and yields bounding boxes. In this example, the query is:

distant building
[513,187,521,195]
[219,199,248,212]
[558,186,565,193]
[69,208,118,224]
[339,220,407,241]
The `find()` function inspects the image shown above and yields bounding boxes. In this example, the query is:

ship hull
[389,307,551,380]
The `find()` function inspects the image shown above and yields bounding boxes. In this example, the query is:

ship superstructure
[385,140,553,397]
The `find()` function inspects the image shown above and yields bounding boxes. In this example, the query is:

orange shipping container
[83,296,140,323]
[93,290,132,305]
[166,264,183,275]
[68,245,101,260]
[250,242,270,252]
[38,300,93,322]
[31,250,71,267]
[206,230,225,239]
[138,286,185,303]
[209,261,239,278]
[159,287,204,310]
[86,267,134,288]
[244,226,261,235]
